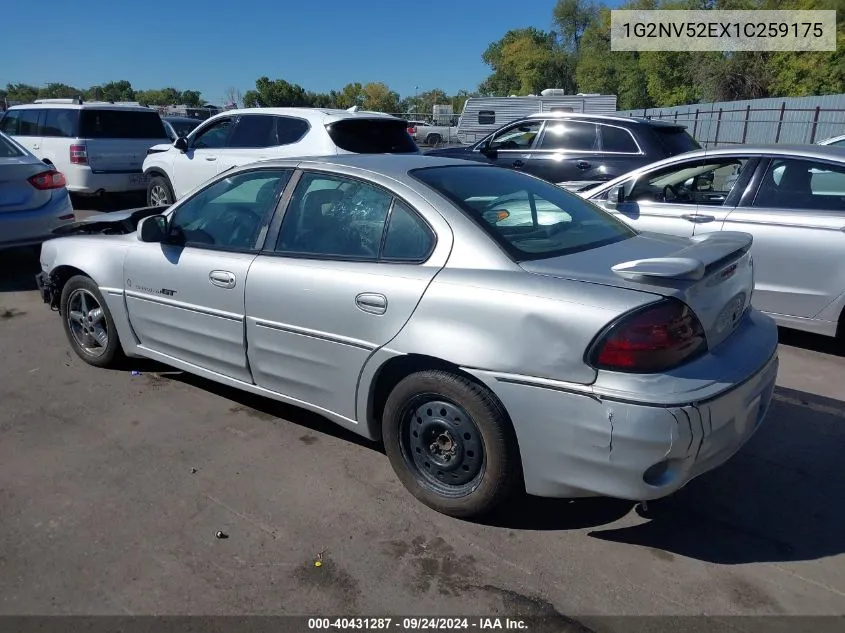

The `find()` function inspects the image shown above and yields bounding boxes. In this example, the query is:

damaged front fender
[52,206,167,237]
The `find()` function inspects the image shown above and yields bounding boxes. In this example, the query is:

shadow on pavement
[0,247,40,293]
[588,385,845,564]
[777,326,844,357]
[71,191,146,213]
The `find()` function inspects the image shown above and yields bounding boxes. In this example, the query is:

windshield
[412,165,635,261]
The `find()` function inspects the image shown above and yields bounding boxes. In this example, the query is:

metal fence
[617,93,845,148]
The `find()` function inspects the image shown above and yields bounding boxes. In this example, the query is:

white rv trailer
[456,90,617,144]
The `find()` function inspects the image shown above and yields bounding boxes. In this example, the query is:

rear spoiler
[612,231,753,281]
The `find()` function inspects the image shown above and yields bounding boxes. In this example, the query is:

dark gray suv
[427,113,701,190]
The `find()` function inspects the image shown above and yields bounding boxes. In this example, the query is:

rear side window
[652,126,701,155]
[43,109,78,137]
[478,110,495,125]
[79,109,167,139]
[326,119,418,154]
[19,110,43,136]
[0,134,23,157]
[537,121,598,151]
[227,114,276,148]
[600,125,639,153]
[275,117,309,145]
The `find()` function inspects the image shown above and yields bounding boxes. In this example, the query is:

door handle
[512,160,524,168]
[355,293,387,315]
[209,270,236,288]
[681,214,716,223]
[204,156,218,161]
[576,160,590,170]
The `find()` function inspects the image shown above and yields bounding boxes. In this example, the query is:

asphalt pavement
[1,205,844,630]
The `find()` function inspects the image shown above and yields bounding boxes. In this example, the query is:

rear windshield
[652,126,701,155]
[326,119,418,154]
[412,165,635,261]
[80,109,167,139]
[0,134,23,158]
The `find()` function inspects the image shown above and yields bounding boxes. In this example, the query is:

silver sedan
[583,145,845,339]
[35,155,778,519]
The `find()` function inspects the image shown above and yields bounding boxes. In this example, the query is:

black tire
[382,369,520,519]
[147,174,175,207]
[426,133,442,146]
[60,275,126,368]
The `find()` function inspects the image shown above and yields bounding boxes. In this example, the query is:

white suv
[142,107,419,206]
[0,99,171,197]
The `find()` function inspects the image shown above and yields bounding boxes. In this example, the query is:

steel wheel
[399,396,486,498]
[150,183,171,206]
[66,288,109,358]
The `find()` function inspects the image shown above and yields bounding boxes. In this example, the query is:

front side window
[489,121,542,151]
[537,120,598,151]
[413,165,634,261]
[43,109,78,138]
[191,118,234,149]
[168,169,291,250]
[754,159,845,211]
[276,173,393,259]
[0,111,20,135]
[625,158,750,206]
[227,115,276,148]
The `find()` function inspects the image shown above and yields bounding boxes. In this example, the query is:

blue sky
[0,0,614,105]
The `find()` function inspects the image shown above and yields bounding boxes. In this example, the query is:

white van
[0,99,171,196]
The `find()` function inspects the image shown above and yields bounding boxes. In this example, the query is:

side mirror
[174,137,189,152]
[605,184,625,208]
[137,215,169,243]
[480,144,498,158]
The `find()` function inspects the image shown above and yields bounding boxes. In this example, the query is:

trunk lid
[520,231,754,350]
[79,108,170,172]
[0,156,54,213]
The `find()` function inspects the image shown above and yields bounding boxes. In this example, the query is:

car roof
[653,144,845,160]
[8,101,156,112]
[233,153,487,178]
[215,107,405,124]
[163,115,202,123]
[523,112,684,127]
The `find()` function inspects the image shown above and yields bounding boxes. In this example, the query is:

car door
[473,120,543,173]
[171,116,235,199]
[595,156,751,238]
[525,119,599,185]
[721,156,845,320]
[244,170,446,421]
[217,114,310,173]
[123,167,293,382]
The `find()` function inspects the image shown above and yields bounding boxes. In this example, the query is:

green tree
[4,83,39,103]
[99,80,135,102]
[243,77,309,107]
[553,0,600,53]
[361,82,400,112]
[180,90,202,106]
[335,82,365,109]
[37,83,83,99]
[480,27,574,96]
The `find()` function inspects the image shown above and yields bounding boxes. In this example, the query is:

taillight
[70,143,88,165]
[587,299,707,373]
[407,126,416,134]
[28,170,67,190]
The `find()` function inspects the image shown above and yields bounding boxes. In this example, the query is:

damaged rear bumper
[465,311,780,501]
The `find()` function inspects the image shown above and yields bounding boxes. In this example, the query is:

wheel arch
[363,353,519,452]
[49,265,90,311]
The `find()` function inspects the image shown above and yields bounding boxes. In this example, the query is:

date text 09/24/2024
[307,618,529,630]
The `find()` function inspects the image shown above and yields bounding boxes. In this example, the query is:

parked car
[0,130,75,251]
[427,112,700,189]
[142,107,419,207]
[162,116,201,142]
[581,144,845,338]
[0,99,170,197]
[406,120,429,139]
[818,133,845,148]
[35,155,778,519]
